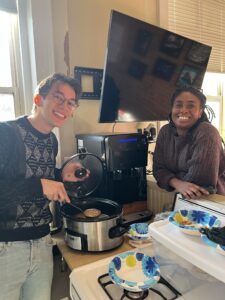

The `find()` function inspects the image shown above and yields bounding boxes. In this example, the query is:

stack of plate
[127,223,152,247]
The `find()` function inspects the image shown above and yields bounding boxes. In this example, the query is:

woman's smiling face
[171,91,203,135]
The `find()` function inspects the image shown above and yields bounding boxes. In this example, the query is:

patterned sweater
[0,116,58,241]
[153,122,225,195]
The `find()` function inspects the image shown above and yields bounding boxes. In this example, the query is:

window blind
[167,0,225,73]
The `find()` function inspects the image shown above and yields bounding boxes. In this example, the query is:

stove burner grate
[124,289,149,300]
[98,273,182,300]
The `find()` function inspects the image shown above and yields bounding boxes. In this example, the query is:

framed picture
[176,65,200,87]
[160,33,185,58]
[187,42,212,65]
[74,67,103,99]
[152,58,176,81]
[133,29,152,56]
[128,59,147,80]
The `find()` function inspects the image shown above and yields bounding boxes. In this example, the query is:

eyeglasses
[51,92,79,110]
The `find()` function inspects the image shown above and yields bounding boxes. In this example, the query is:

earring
[34,95,41,105]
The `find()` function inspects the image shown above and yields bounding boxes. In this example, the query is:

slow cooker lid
[61,151,104,199]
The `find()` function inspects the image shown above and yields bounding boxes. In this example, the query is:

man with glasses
[0,73,82,300]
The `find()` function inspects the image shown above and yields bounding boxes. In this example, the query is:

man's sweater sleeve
[0,123,44,212]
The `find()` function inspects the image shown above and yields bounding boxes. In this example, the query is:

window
[202,72,225,139]
[0,10,22,121]
[161,0,225,73]
[158,0,225,139]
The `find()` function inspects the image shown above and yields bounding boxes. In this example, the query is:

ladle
[68,202,101,218]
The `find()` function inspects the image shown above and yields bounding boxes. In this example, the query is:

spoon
[69,202,101,218]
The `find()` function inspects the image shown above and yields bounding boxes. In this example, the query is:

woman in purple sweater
[153,86,225,199]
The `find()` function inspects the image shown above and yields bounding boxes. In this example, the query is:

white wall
[58,0,158,160]
[21,0,159,163]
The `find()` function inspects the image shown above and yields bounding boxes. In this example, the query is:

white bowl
[108,251,160,292]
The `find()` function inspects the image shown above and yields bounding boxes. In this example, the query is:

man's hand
[61,162,90,182]
[169,178,210,199]
[41,179,70,203]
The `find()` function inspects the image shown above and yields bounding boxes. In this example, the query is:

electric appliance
[99,10,212,123]
[60,152,129,252]
[76,133,148,204]
[69,193,225,300]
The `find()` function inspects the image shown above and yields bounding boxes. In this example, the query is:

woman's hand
[61,162,90,182]
[41,179,70,203]
[169,178,210,199]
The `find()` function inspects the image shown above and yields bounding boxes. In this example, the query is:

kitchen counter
[53,229,134,270]
[53,193,225,271]
[205,193,225,204]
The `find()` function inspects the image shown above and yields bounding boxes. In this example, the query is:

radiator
[147,177,175,215]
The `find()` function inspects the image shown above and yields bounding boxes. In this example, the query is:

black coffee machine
[75,133,148,205]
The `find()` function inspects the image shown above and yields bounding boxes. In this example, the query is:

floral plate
[201,233,225,257]
[108,251,160,292]
[168,209,221,236]
[127,223,151,241]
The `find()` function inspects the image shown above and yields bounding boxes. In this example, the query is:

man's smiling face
[37,81,77,132]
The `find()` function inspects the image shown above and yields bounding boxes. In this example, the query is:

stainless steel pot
[49,201,62,234]
[61,198,129,251]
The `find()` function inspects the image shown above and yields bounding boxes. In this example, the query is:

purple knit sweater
[153,122,225,195]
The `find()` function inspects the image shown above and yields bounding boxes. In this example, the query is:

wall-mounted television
[98,10,212,123]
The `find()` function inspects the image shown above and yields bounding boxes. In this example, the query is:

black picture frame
[128,59,147,80]
[74,67,103,99]
[160,33,185,58]
[176,65,200,87]
[187,42,212,65]
[133,29,152,56]
[152,58,176,81]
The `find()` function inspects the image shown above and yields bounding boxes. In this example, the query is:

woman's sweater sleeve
[183,124,222,189]
[153,126,176,191]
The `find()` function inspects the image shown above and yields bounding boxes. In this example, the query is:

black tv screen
[98,10,212,123]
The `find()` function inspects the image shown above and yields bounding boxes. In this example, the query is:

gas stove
[70,194,225,300]
[97,272,181,300]
[69,245,184,300]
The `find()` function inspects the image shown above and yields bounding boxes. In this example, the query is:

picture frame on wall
[128,59,147,80]
[187,42,212,65]
[152,58,176,81]
[176,65,200,87]
[133,29,152,56]
[160,33,185,58]
[74,67,103,99]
